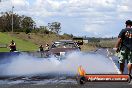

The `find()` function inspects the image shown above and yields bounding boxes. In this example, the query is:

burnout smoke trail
[0,52,117,76]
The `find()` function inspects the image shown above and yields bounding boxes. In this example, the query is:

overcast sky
[0,0,132,37]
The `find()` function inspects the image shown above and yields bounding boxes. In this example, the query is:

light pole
[12,6,14,32]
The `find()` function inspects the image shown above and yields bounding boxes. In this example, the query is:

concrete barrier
[0,52,20,59]
[0,51,47,60]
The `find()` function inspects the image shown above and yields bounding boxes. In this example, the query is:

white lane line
[109,57,121,74]
[106,49,121,74]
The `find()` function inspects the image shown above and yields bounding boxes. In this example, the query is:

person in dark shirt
[39,45,44,52]
[114,20,132,74]
[9,40,16,52]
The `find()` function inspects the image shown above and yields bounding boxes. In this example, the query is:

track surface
[0,82,132,88]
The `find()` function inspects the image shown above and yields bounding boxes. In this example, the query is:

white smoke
[0,52,117,76]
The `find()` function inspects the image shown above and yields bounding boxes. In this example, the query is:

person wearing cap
[114,20,132,74]
[9,40,17,52]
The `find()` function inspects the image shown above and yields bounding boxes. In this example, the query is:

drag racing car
[45,40,81,59]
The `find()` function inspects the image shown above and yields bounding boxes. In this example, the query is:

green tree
[48,22,61,34]
[0,12,22,32]
[21,16,35,30]
[0,12,12,32]
[39,26,49,34]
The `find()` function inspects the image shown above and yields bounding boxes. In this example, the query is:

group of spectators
[9,40,49,52]
[39,44,49,52]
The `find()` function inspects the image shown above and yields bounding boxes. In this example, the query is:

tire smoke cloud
[0,52,117,76]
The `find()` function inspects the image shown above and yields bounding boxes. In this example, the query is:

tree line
[0,12,61,34]
[0,12,35,33]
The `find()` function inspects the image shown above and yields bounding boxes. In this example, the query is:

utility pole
[12,6,14,32]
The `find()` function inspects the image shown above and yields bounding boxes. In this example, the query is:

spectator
[9,40,16,52]
[45,44,49,51]
[39,45,44,52]
[114,20,132,74]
